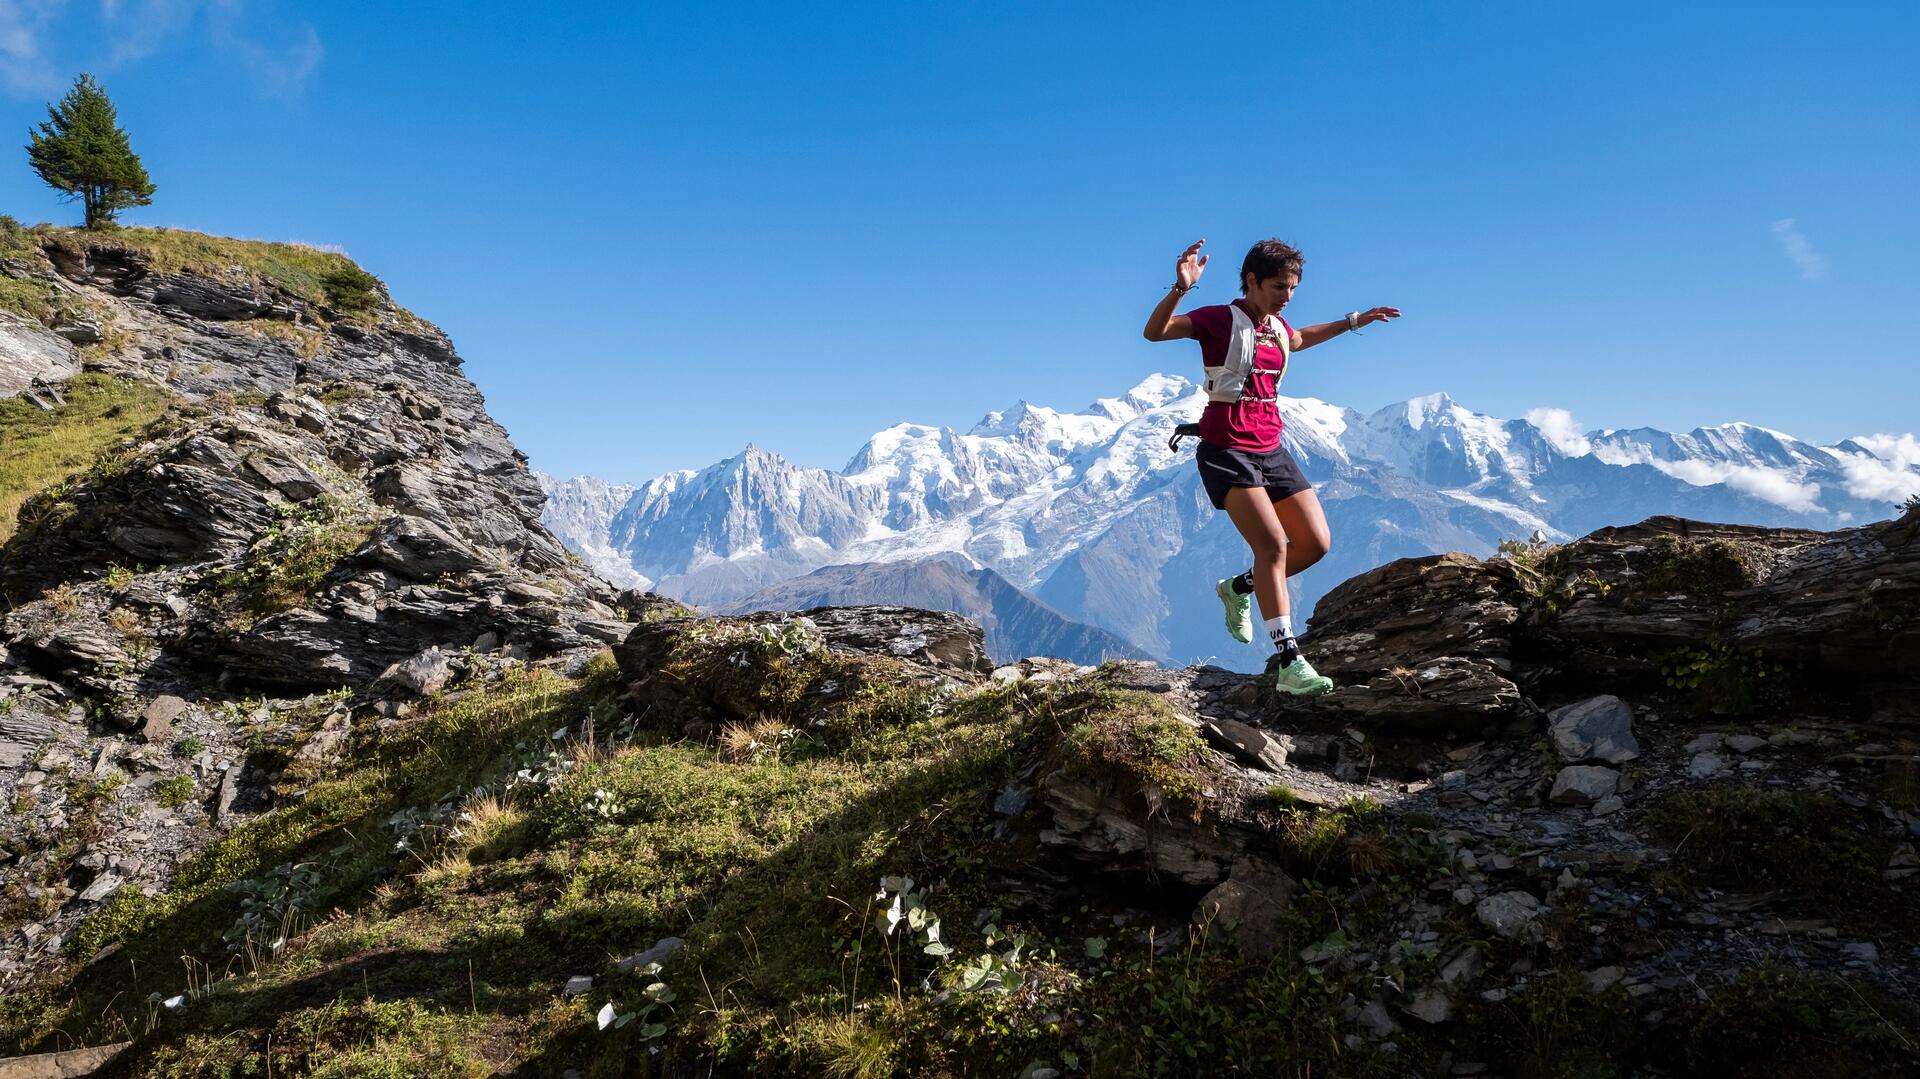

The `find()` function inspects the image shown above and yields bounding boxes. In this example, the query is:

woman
[1143,238,1399,694]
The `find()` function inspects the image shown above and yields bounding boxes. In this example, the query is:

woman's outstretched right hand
[1176,240,1209,290]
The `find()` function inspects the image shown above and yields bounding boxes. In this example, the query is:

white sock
[1263,615,1293,648]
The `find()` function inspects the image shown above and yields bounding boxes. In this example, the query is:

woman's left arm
[1290,307,1401,351]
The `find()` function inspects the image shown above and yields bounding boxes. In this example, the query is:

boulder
[1550,765,1619,805]
[1201,718,1291,772]
[1547,694,1639,763]
[738,606,993,681]
[1475,891,1544,941]
[138,695,190,742]
[1296,656,1526,733]
[378,647,460,697]
[1192,862,1297,958]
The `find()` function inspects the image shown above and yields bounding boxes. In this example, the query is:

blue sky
[1,1,1915,483]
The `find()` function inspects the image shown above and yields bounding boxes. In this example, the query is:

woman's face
[1245,271,1300,315]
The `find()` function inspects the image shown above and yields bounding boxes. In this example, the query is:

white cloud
[99,0,197,67]
[3,0,320,100]
[1525,406,1591,457]
[208,0,322,96]
[1771,218,1829,281]
[1836,433,1920,503]
[1652,457,1824,513]
[0,0,66,96]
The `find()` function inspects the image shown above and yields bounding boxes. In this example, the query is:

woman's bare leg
[1222,487,1289,624]
[1231,488,1331,585]
[1272,488,1331,576]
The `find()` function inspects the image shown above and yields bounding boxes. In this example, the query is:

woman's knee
[1295,527,1331,567]
[1248,533,1287,565]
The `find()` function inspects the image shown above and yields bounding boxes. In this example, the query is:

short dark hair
[1240,239,1304,293]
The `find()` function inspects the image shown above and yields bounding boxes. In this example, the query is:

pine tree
[26,73,156,229]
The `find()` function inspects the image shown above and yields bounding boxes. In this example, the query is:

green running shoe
[1271,655,1335,697]
[1215,577,1255,644]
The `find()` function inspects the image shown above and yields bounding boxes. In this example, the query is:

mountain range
[538,375,1920,670]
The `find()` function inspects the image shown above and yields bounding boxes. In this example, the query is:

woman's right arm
[1142,239,1208,341]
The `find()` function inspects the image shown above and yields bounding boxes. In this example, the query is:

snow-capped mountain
[535,473,644,589]
[537,376,1920,671]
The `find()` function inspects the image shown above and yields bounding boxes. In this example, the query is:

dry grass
[718,717,795,762]
[0,373,173,543]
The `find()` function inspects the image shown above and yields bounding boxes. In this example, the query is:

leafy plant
[595,963,676,1041]
[224,861,325,971]
[874,875,953,999]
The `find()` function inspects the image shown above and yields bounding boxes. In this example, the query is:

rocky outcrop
[0,230,622,987]
[997,506,1920,1049]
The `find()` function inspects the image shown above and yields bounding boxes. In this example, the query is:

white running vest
[1203,305,1290,405]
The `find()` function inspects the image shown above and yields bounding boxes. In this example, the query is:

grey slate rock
[1201,718,1291,772]
[1550,765,1620,805]
[1547,694,1640,763]
[1475,891,1543,940]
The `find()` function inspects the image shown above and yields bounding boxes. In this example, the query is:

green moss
[1055,684,1216,816]
[0,275,57,321]
[140,999,490,1079]
[315,381,374,406]
[53,667,589,983]
[0,372,174,543]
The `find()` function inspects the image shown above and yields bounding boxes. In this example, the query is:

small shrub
[1654,642,1795,713]
[319,266,382,313]
[174,734,206,757]
[1639,534,1761,595]
[156,774,196,809]
[1496,535,1557,569]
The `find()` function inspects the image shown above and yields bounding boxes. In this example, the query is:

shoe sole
[1278,680,1334,697]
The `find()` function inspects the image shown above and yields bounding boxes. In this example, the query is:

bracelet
[1170,281,1193,294]
[1345,311,1363,334]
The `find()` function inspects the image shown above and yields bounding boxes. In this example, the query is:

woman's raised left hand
[1357,307,1401,327]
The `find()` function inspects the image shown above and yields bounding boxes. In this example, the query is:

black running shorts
[1196,439,1312,511]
